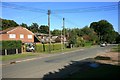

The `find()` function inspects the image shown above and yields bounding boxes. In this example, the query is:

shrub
[1,40,22,55]
[2,40,22,50]
[35,43,43,52]
[35,43,64,52]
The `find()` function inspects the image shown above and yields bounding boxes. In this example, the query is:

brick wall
[0,27,34,43]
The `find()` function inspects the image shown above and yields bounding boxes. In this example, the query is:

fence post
[5,49,7,55]
[16,49,18,54]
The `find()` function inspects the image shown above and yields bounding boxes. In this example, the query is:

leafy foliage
[28,23,39,33]
[51,29,61,36]
[35,43,64,52]
[39,25,49,34]
[20,23,28,28]
[90,20,119,43]
[2,40,22,50]
[1,18,19,30]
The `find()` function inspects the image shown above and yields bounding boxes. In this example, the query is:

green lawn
[1,47,82,61]
[1,52,40,61]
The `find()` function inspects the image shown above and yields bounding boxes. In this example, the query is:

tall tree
[116,33,120,43]
[29,23,39,33]
[81,26,99,42]
[1,18,19,30]
[51,29,61,36]
[68,29,77,46]
[90,20,116,43]
[20,23,28,28]
[39,25,49,34]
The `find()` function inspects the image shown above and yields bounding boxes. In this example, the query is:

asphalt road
[2,45,116,78]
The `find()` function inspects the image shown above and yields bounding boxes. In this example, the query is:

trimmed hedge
[0,40,22,55]
[1,40,22,50]
[35,43,43,52]
[35,43,64,52]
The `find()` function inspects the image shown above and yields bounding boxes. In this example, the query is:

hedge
[1,40,22,50]
[35,43,43,52]
[0,40,22,55]
[35,43,64,52]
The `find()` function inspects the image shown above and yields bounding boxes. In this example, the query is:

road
[2,45,115,78]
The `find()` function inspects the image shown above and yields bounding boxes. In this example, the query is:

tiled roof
[0,26,22,34]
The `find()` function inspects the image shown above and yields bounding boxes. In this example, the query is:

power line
[1,2,117,29]
[2,3,118,14]
[21,14,47,25]
[2,2,47,13]
[51,4,117,14]
[52,14,80,27]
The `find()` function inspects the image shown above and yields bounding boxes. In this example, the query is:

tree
[39,25,49,34]
[29,23,39,33]
[68,29,77,46]
[51,29,61,36]
[90,20,116,43]
[90,22,99,34]
[116,34,120,43]
[1,18,19,30]
[20,23,28,28]
[81,26,99,43]
[76,36,85,47]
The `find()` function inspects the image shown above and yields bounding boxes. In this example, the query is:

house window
[20,34,24,39]
[9,34,16,38]
[28,35,32,39]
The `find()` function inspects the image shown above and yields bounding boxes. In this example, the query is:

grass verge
[1,52,40,61]
[1,45,94,61]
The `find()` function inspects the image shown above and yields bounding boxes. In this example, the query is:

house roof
[0,27,16,34]
[34,33,49,36]
[0,26,34,35]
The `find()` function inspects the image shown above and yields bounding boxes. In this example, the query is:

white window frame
[20,34,24,39]
[28,35,32,39]
[9,34,16,38]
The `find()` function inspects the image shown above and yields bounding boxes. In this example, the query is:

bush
[84,41,92,47]
[35,43,43,52]
[54,43,63,50]
[1,40,22,55]
[2,40,22,50]
[35,43,64,52]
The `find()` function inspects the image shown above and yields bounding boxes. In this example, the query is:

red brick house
[0,26,34,43]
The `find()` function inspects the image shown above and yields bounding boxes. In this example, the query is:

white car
[26,46,35,52]
[100,43,106,47]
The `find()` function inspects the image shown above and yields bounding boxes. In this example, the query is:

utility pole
[48,10,51,53]
[61,29,63,51]
[63,18,65,49]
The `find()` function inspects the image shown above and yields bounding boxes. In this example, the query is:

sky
[1,2,119,32]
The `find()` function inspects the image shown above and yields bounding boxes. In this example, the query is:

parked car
[26,43,35,52]
[100,42,107,47]
[26,46,35,52]
[100,43,105,47]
